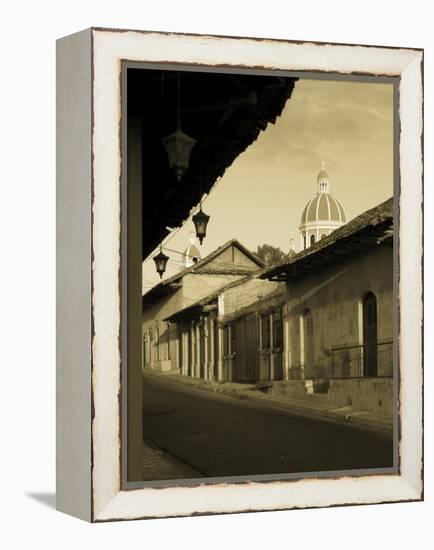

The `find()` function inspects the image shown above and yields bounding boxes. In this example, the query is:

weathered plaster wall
[286,244,393,374]
[142,273,241,369]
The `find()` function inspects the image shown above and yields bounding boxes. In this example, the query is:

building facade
[166,273,285,383]
[142,239,264,373]
[265,197,394,415]
[144,188,394,417]
[162,198,394,417]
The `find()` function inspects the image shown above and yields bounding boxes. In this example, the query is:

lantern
[162,72,196,182]
[162,128,196,182]
[153,246,169,279]
[192,206,210,245]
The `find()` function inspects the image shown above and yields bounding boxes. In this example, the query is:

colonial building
[142,239,264,373]
[162,197,393,417]
[264,197,393,416]
[166,271,285,382]
[299,162,346,250]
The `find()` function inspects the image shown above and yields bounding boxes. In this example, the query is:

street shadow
[26,492,56,510]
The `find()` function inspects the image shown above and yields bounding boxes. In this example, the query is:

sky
[142,77,394,292]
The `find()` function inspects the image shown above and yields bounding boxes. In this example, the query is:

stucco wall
[327,377,393,416]
[221,278,283,318]
[206,245,260,271]
[286,244,393,376]
[142,273,241,369]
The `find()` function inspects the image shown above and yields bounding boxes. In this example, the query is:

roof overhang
[127,68,297,260]
[262,198,394,282]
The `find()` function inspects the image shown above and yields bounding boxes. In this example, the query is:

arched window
[321,233,327,240]
[362,292,378,376]
[310,234,315,246]
[303,235,306,249]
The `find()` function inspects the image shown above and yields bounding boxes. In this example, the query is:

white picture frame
[56,27,423,522]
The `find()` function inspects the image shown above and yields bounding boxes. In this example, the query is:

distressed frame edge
[56,27,93,522]
[90,29,423,522]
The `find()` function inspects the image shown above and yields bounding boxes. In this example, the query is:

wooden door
[363,293,378,376]
[272,310,283,380]
[303,309,313,372]
[233,314,259,382]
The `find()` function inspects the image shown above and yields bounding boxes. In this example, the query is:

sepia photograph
[55,26,423,523]
[128,66,396,483]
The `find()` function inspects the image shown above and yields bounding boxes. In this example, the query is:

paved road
[143,374,394,479]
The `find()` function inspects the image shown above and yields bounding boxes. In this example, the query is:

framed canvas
[56,27,423,522]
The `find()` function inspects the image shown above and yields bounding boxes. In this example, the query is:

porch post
[269,312,274,380]
[195,322,201,378]
[217,323,223,382]
[203,317,209,381]
[190,322,195,377]
[209,318,215,381]
[283,315,291,380]
[183,328,188,376]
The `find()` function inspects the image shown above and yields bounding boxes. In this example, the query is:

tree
[255,244,288,266]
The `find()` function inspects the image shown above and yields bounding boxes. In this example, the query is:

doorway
[363,292,378,376]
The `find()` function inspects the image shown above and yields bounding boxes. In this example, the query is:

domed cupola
[181,231,202,269]
[299,162,347,250]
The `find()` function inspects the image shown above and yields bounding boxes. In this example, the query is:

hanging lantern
[162,129,196,182]
[153,246,169,279]
[192,205,210,245]
[162,72,196,182]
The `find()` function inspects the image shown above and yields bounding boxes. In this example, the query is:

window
[155,326,159,361]
[167,321,171,360]
[231,324,236,355]
[310,234,315,246]
[143,334,147,365]
[321,233,327,240]
[223,325,230,356]
[261,314,270,350]
[305,314,313,335]
[272,310,283,349]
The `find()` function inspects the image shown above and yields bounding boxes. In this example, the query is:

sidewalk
[144,369,393,433]
[142,440,202,481]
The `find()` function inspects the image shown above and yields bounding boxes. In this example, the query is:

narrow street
[143,373,394,479]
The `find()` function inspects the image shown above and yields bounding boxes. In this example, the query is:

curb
[198,384,393,433]
[144,370,393,433]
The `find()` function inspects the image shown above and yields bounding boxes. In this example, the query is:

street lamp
[192,205,210,245]
[153,245,169,279]
[162,72,196,182]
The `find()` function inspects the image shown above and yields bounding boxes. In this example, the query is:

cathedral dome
[299,162,347,250]
[182,244,201,266]
[181,231,202,269]
[301,192,346,224]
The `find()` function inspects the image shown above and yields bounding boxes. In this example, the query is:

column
[299,315,305,380]
[195,322,201,378]
[283,315,290,380]
[203,318,208,381]
[126,117,142,481]
[217,324,223,382]
[209,318,215,381]
[190,322,195,378]
[269,312,274,380]
[182,328,188,376]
